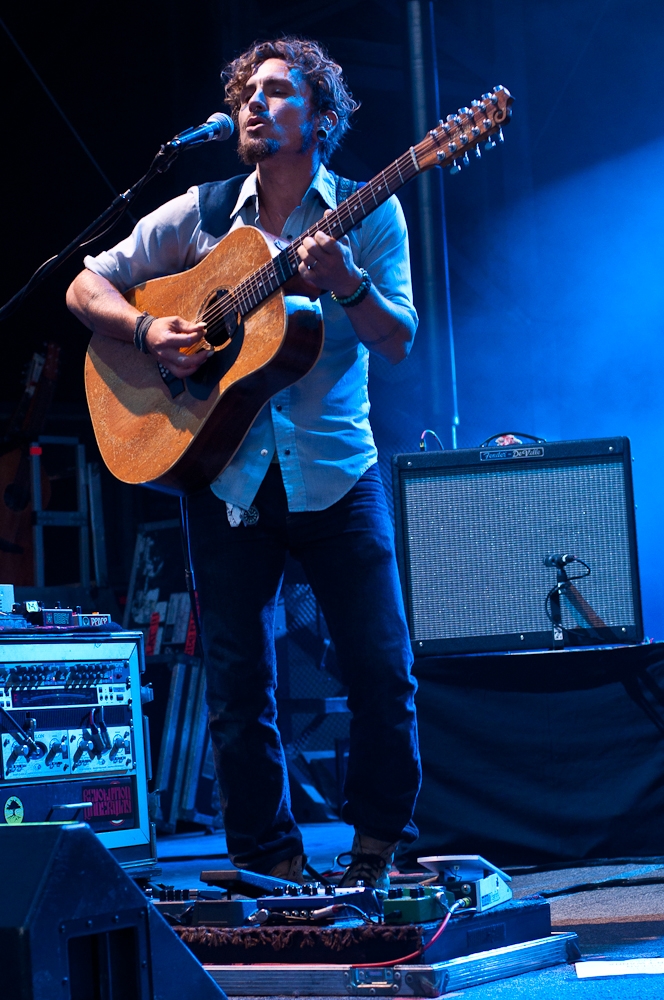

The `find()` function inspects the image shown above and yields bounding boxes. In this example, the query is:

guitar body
[84,226,324,495]
[83,87,512,496]
[0,448,51,585]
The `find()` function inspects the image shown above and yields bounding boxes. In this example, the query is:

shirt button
[276,405,283,412]
[260,449,268,456]
[284,449,291,456]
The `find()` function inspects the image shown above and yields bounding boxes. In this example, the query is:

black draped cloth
[397,643,664,870]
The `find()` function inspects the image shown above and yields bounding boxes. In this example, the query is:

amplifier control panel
[0,659,135,783]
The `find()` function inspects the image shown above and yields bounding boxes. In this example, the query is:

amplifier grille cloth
[403,461,635,639]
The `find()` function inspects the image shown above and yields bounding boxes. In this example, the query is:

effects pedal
[417,855,513,913]
[254,884,382,921]
[383,885,452,924]
[15,602,112,628]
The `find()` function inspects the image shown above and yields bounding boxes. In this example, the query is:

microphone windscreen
[206,112,234,141]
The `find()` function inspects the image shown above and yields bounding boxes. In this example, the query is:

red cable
[350,909,453,969]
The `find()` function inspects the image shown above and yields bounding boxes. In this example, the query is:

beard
[237,120,317,165]
[238,135,280,165]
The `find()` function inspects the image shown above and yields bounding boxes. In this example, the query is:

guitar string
[187,100,506,345]
[196,157,413,341]
[197,145,426,338]
[211,153,413,316]
[195,101,503,341]
[199,106,496,332]
[223,119,501,318]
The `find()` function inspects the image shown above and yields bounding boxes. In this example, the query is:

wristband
[133,311,156,354]
[330,268,372,308]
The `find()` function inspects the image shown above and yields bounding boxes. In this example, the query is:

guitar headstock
[414,86,513,174]
[42,342,61,382]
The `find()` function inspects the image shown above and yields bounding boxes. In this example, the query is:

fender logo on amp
[480,447,544,462]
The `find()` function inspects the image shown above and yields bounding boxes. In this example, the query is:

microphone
[168,113,234,149]
[543,553,577,568]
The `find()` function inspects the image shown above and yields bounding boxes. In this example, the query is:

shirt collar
[229,163,337,221]
[230,172,260,220]
[308,163,337,210]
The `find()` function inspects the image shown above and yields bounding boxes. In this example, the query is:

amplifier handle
[479,430,546,447]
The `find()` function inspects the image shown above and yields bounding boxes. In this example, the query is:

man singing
[67,37,420,889]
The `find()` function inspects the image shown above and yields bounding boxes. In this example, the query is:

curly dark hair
[222,36,359,165]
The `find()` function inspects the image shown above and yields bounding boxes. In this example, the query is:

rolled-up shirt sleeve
[84,188,203,293]
[351,195,417,328]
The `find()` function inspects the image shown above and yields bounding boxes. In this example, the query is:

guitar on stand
[0,343,60,584]
[85,87,513,496]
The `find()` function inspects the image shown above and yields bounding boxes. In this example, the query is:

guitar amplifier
[392,437,643,655]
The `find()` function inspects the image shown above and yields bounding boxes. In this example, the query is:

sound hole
[199,288,237,347]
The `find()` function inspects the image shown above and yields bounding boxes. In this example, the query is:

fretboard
[206,146,420,333]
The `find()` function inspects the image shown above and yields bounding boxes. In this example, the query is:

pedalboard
[147,883,382,927]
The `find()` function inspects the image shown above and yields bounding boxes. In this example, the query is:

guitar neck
[208,86,512,333]
[231,148,420,318]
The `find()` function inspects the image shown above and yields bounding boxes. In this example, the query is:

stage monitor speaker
[392,436,643,655]
[0,822,227,1000]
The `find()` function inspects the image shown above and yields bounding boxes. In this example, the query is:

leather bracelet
[133,311,156,354]
[330,268,372,308]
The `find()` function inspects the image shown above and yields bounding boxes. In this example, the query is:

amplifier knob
[73,739,96,765]
[109,735,131,760]
[6,741,31,771]
[46,737,68,764]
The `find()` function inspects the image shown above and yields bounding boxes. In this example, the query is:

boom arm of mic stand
[0,143,180,324]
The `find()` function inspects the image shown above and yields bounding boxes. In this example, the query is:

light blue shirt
[85,164,416,511]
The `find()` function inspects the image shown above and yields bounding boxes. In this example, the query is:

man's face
[237,58,316,164]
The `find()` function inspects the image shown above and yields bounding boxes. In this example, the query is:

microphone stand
[547,563,615,649]
[0,142,181,324]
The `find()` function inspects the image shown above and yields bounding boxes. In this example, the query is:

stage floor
[155,821,664,998]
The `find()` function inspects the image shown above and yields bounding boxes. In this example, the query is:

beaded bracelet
[133,311,156,354]
[330,268,372,308]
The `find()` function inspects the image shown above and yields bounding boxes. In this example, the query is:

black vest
[197,173,360,239]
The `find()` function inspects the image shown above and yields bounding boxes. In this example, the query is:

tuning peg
[449,160,462,175]
[458,106,471,116]
[471,99,482,107]
[462,152,470,166]
[496,127,504,143]
[484,136,496,150]
[482,93,492,100]
[474,145,482,158]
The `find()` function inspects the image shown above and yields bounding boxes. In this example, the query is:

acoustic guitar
[85,87,512,495]
[0,343,60,583]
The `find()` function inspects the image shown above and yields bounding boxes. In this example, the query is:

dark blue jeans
[187,464,421,872]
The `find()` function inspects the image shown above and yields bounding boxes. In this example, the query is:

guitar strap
[197,173,360,239]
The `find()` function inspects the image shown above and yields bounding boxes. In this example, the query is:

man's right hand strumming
[66,269,211,378]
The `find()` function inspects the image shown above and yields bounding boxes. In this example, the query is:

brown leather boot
[269,854,306,884]
[338,833,398,891]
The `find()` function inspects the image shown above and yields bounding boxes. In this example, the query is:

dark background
[1,1,663,635]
